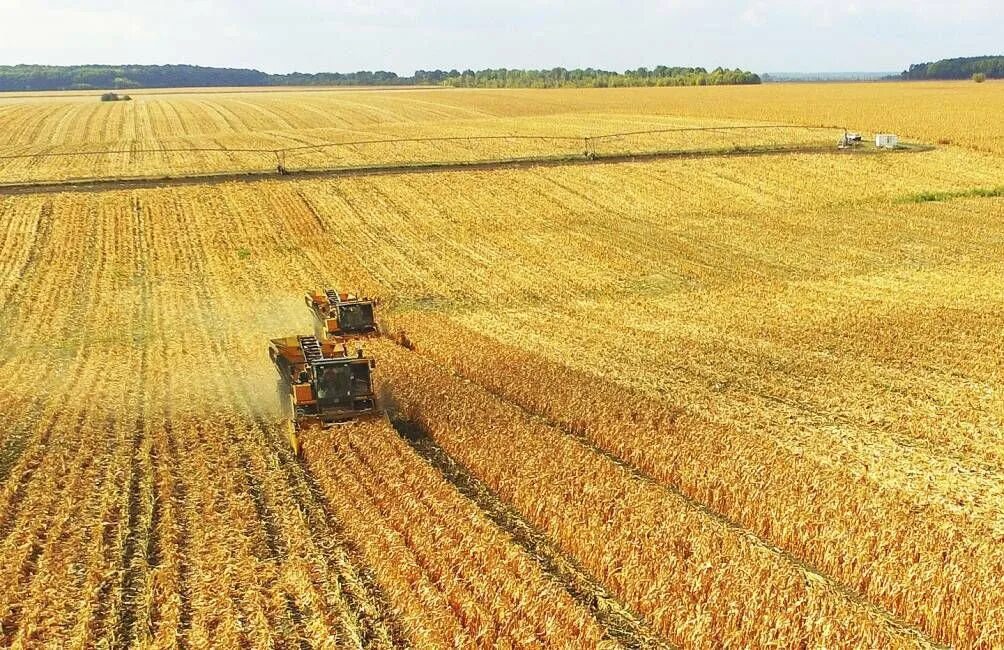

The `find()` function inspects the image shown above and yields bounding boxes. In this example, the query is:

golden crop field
[1,81,1000,184]
[0,82,1002,648]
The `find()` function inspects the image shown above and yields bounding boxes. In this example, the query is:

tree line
[441,67,760,88]
[900,56,1004,80]
[0,64,759,92]
[0,65,401,91]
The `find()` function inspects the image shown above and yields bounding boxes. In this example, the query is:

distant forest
[0,64,760,92]
[901,56,1004,80]
[442,67,760,88]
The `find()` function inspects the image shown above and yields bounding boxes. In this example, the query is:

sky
[0,1,1000,74]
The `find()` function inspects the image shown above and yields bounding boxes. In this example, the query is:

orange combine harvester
[304,288,379,340]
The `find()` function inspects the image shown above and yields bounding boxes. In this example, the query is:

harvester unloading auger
[270,288,380,456]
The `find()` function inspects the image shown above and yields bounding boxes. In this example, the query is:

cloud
[0,1,999,73]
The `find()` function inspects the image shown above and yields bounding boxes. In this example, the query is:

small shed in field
[875,133,898,149]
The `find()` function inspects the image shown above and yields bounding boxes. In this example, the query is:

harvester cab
[269,334,377,455]
[305,289,378,341]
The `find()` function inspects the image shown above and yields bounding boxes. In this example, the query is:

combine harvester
[270,289,380,455]
[304,288,379,340]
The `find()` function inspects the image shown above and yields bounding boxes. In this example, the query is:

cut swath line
[109,418,148,649]
[161,423,194,645]
[112,214,155,649]
[236,442,311,649]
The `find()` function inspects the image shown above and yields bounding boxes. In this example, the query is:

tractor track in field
[144,292,193,647]
[138,416,165,635]
[294,188,328,233]
[111,418,151,646]
[161,421,194,646]
[0,143,929,196]
[112,245,153,647]
[93,416,139,647]
[386,417,675,650]
[391,340,948,649]
[239,448,285,563]
[0,541,43,641]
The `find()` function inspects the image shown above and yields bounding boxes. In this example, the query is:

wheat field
[0,82,1002,648]
[3,81,1000,183]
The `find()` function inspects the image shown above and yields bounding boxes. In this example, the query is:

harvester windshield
[338,302,375,333]
[314,361,371,406]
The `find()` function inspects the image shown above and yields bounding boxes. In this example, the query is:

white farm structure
[875,133,899,149]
